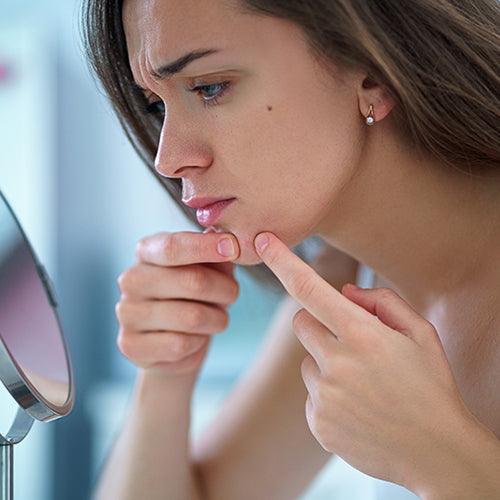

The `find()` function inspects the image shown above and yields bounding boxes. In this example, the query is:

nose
[154,110,213,178]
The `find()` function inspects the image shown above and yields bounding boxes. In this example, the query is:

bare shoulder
[427,281,500,439]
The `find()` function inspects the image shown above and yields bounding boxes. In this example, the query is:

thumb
[203,227,236,276]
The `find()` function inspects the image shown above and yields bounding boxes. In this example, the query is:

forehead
[123,0,236,49]
[122,0,308,83]
[123,0,249,68]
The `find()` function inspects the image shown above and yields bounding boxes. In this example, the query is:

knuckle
[135,237,146,258]
[422,320,438,338]
[179,303,205,331]
[115,298,144,328]
[313,379,333,406]
[117,268,135,294]
[227,280,240,304]
[116,328,135,358]
[288,271,316,300]
[114,299,127,322]
[216,309,230,332]
[167,333,193,358]
[378,287,397,303]
[182,266,210,295]
[192,236,211,261]
[162,233,178,262]
[300,355,316,382]
[293,308,310,332]
[307,406,325,441]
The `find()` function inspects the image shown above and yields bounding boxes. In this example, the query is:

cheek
[216,85,363,264]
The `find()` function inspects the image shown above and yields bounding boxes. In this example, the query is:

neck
[318,130,500,311]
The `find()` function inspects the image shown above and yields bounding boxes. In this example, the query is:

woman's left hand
[254,232,492,496]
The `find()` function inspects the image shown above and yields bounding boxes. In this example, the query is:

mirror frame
[0,190,74,422]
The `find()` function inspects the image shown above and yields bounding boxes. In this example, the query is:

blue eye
[190,81,231,106]
[198,83,224,98]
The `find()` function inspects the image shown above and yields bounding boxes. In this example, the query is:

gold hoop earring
[366,105,375,126]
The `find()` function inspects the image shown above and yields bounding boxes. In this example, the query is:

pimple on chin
[267,104,273,111]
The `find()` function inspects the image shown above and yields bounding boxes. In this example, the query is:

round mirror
[0,190,74,423]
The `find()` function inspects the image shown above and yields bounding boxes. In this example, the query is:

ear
[358,76,396,124]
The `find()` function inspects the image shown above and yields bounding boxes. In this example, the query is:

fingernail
[254,234,269,254]
[217,237,235,257]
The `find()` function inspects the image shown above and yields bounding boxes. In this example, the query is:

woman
[82,0,500,498]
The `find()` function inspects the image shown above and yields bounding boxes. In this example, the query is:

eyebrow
[132,49,221,92]
[152,49,219,78]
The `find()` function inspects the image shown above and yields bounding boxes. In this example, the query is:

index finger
[136,231,240,266]
[254,232,364,335]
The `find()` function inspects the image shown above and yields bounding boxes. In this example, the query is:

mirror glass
[0,190,72,415]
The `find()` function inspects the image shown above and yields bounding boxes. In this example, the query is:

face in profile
[123,0,368,265]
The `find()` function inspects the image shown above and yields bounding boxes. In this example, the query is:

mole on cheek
[267,105,273,111]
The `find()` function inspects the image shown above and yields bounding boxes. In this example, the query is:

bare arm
[93,368,205,500]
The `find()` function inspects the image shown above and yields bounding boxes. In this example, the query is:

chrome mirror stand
[0,408,34,500]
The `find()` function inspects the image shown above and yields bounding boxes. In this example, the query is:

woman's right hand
[115,231,240,376]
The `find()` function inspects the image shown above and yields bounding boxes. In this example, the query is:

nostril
[154,164,193,179]
[173,166,190,177]
[154,143,214,178]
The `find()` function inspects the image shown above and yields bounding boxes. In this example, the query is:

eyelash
[144,81,231,115]
[190,81,231,107]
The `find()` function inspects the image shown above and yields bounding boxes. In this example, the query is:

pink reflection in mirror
[0,227,69,407]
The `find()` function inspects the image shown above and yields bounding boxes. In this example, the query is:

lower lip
[196,199,236,226]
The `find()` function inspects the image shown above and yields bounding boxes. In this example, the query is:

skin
[95,0,500,498]
[255,234,500,498]
[122,0,395,264]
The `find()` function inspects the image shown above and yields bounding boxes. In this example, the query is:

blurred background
[0,1,387,498]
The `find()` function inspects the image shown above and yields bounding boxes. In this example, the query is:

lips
[183,197,236,226]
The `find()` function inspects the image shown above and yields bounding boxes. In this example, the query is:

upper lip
[183,197,235,209]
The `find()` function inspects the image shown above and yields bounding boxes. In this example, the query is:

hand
[115,231,240,376]
[254,232,478,494]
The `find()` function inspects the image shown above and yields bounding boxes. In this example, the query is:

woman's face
[123,0,367,265]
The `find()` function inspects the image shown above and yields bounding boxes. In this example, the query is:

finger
[203,228,236,276]
[116,299,230,334]
[136,231,240,266]
[254,232,365,337]
[293,308,338,364]
[117,330,209,365]
[204,262,236,277]
[301,355,323,403]
[342,284,436,343]
[118,264,239,306]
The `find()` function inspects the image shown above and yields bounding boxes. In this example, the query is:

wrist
[137,365,199,399]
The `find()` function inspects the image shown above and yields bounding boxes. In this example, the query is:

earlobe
[359,77,396,125]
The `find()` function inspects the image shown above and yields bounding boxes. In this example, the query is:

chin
[232,233,264,266]
[233,251,263,266]
[225,227,304,267]
[212,227,264,266]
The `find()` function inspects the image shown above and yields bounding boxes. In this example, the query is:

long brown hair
[81,0,500,261]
